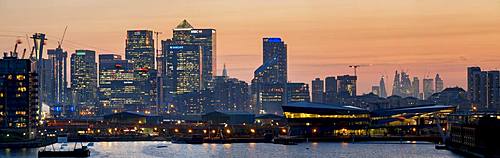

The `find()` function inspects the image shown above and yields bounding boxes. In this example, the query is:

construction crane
[57,26,68,48]
[348,64,371,76]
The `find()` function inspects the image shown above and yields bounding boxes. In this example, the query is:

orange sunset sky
[1,0,500,94]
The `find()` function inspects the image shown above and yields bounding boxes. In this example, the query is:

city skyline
[2,0,500,94]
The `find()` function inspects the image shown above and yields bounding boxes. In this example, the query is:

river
[0,141,462,158]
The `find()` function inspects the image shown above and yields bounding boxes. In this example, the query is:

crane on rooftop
[349,64,371,76]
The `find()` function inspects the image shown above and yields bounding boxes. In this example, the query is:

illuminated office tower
[70,50,98,116]
[163,42,202,96]
[98,54,141,114]
[400,71,412,97]
[172,20,216,89]
[311,78,324,103]
[125,30,155,70]
[251,38,288,115]
[0,53,39,140]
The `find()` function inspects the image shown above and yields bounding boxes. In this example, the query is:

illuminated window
[16,75,25,80]
[18,87,27,92]
[16,111,27,115]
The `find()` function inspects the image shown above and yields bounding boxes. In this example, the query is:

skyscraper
[423,78,434,99]
[325,76,338,103]
[411,77,420,99]
[172,20,216,89]
[163,43,203,96]
[337,75,357,98]
[47,47,68,106]
[371,85,380,96]
[486,71,500,110]
[400,71,412,97]
[251,37,287,115]
[125,30,155,70]
[71,50,98,116]
[98,54,140,114]
[379,76,387,98]
[392,71,401,96]
[467,67,481,101]
[311,78,324,103]
[287,82,310,103]
[435,74,444,93]
[0,53,39,140]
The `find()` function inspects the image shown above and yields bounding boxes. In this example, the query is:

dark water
[0,141,462,158]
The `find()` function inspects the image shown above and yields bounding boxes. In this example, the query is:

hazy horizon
[1,0,500,95]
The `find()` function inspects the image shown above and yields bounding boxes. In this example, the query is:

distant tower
[311,78,324,103]
[423,78,434,99]
[379,76,387,98]
[435,74,444,93]
[222,63,228,77]
[392,71,401,96]
[412,77,420,99]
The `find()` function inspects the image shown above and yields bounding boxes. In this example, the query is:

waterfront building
[371,104,455,136]
[325,76,338,103]
[286,82,310,103]
[251,37,287,115]
[379,76,387,98]
[467,67,481,102]
[98,54,141,115]
[337,75,357,98]
[0,53,39,140]
[423,78,434,99]
[282,102,370,136]
[202,111,255,125]
[46,47,68,117]
[70,50,98,116]
[435,74,444,93]
[311,78,324,103]
[467,67,500,111]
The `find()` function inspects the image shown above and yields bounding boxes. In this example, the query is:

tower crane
[348,64,371,76]
[58,26,68,48]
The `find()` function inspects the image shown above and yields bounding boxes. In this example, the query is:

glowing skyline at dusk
[1,0,500,94]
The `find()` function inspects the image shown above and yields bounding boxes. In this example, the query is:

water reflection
[0,141,462,158]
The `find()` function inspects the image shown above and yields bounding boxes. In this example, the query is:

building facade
[0,54,39,140]
[70,50,98,116]
[311,78,324,103]
[251,38,288,115]
[287,82,310,103]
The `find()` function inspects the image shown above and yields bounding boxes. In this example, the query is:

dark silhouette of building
[337,75,357,98]
[325,76,338,103]
[311,78,324,103]
[287,82,310,103]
